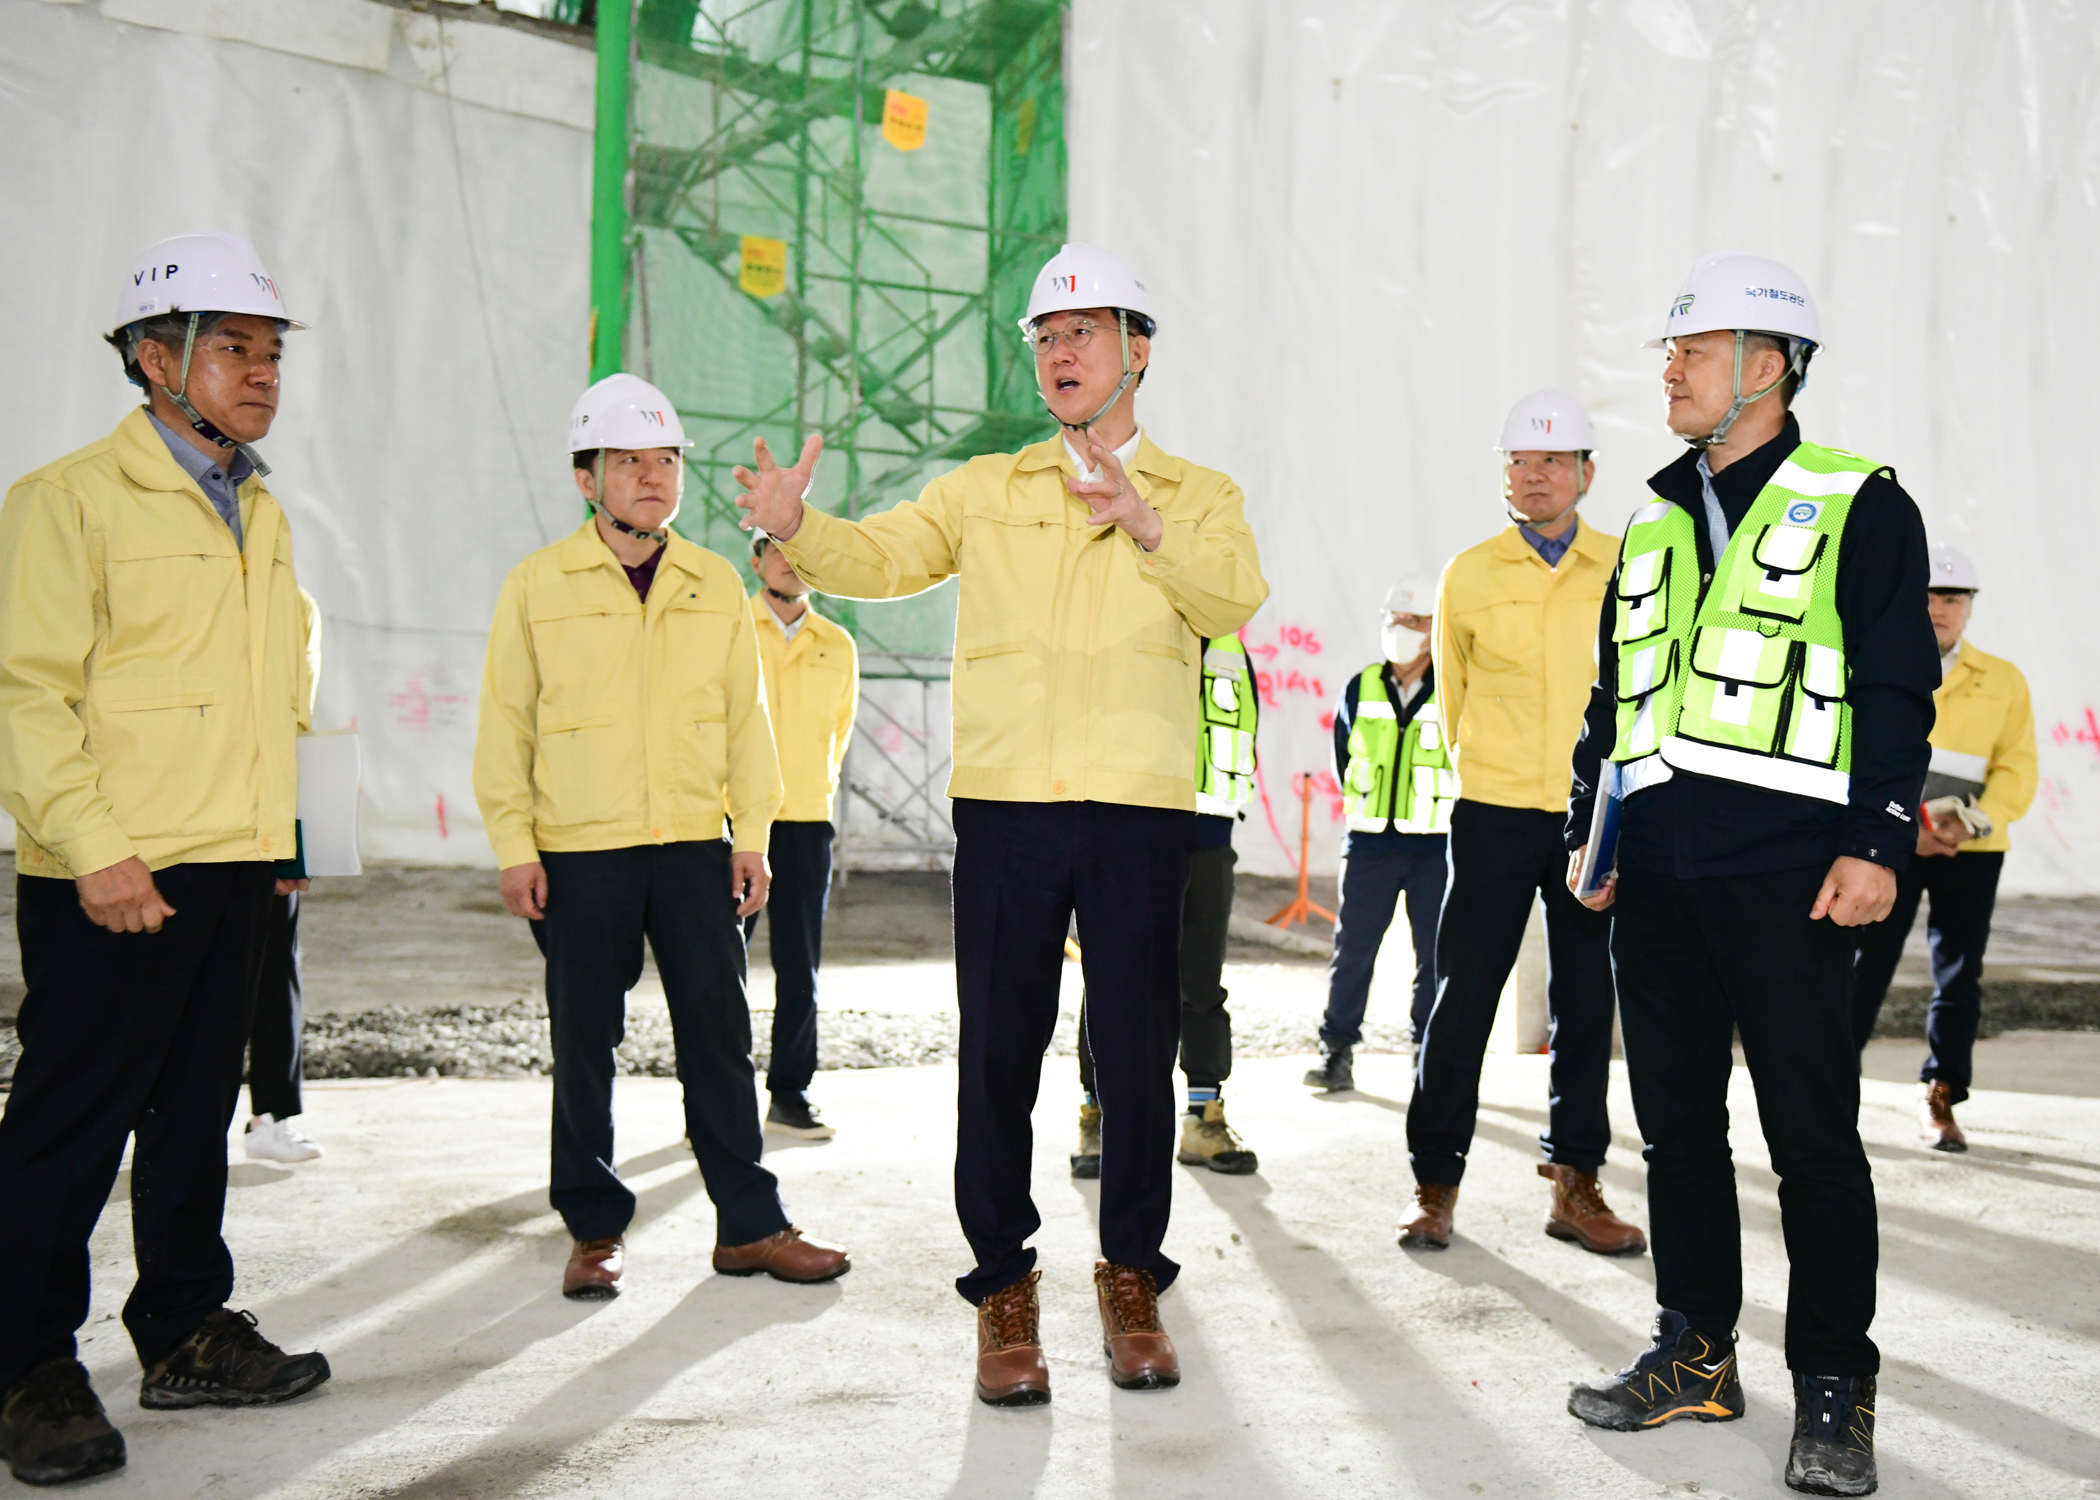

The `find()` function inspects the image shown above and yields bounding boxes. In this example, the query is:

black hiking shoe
[1302,1042,1353,1092]
[1567,1310,1745,1430]
[764,1094,836,1140]
[139,1309,330,1409]
[2,1359,125,1486]
[1787,1373,1877,1495]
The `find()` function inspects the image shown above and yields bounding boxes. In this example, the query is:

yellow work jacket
[0,409,310,878]
[1434,517,1619,813]
[751,594,858,823]
[473,523,782,869]
[1931,639,2036,853]
[777,432,1267,810]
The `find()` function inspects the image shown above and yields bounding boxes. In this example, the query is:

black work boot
[1786,1373,1877,1495]
[1567,1310,1745,1430]
[139,1309,331,1409]
[1302,1041,1354,1092]
[2,1358,125,1486]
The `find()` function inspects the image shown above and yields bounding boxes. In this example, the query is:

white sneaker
[244,1114,323,1163]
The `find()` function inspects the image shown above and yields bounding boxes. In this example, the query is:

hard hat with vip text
[1383,576,1439,616]
[569,373,692,452]
[1928,546,1981,592]
[115,232,303,334]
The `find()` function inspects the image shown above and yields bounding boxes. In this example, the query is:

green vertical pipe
[588,0,634,382]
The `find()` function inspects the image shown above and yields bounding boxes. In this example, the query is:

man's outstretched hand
[1066,428,1163,551]
[733,433,824,543]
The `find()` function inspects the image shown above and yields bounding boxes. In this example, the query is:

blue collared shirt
[146,410,251,550]
[1520,516,1577,567]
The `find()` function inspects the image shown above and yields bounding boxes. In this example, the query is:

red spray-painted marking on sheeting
[435,794,449,839]
[2048,708,2100,761]
[391,677,470,731]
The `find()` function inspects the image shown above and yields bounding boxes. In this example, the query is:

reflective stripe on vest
[1195,635,1259,817]
[1342,665,1457,834]
[1608,441,1878,806]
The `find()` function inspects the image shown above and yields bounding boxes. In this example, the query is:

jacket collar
[1490,514,1616,568]
[114,406,264,503]
[1013,429,1185,485]
[1647,412,1803,510]
[556,518,707,574]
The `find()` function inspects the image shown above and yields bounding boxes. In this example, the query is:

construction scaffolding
[587,0,1066,863]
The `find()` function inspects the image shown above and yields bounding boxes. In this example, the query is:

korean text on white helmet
[1648,252,1820,450]
[1497,388,1597,454]
[1382,576,1438,617]
[1928,546,1981,592]
[1020,242,1156,432]
[113,232,304,334]
[111,232,301,478]
[569,373,693,453]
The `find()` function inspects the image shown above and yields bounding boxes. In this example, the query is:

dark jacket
[1565,414,1937,878]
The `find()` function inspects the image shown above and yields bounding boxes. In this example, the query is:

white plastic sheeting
[1069,0,2100,893]
[0,0,592,863]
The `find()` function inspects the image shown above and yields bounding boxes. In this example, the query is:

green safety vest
[1195,635,1258,818]
[1342,665,1456,834]
[1610,440,1881,805]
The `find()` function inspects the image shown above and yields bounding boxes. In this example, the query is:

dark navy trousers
[0,863,274,1390]
[1320,831,1447,1047]
[534,842,788,1248]
[1850,850,2004,1101]
[246,891,305,1120]
[951,798,1191,1306]
[744,820,834,1101]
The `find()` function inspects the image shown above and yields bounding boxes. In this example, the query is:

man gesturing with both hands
[736,244,1266,1409]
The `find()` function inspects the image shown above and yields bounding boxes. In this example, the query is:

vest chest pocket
[1682,626,1795,749]
[1736,524,1825,623]
[1613,546,1674,644]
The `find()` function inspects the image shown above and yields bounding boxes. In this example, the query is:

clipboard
[293,730,363,877]
[1573,759,1622,899]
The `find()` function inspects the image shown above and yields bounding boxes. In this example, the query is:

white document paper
[296,730,363,877]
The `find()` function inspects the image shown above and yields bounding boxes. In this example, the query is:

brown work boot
[1398,1182,1457,1249]
[712,1226,851,1283]
[1177,1100,1258,1175]
[1919,1080,1967,1153]
[138,1310,331,1409]
[2,1359,125,1485]
[1538,1163,1647,1256]
[1094,1262,1179,1390]
[975,1270,1051,1407]
[563,1236,624,1300]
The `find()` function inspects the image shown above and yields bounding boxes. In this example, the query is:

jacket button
[1052,781,1066,795]
[259,838,272,853]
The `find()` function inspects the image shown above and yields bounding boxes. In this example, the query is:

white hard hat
[1019,242,1156,335]
[1928,546,1980,592]
[1498,388,1596,452]
[1645,252,1821,349]
[1382,575,1438,616]
[114,232,303,334]
[569,373,692,452]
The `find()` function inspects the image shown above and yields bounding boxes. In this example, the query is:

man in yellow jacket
[745,533,858,1140]
[735,243,1266,1406]
[1850,546,2036,1151]
[473,375,850,1303]
[1402,390,1644,1258]
[0,235,330,1488]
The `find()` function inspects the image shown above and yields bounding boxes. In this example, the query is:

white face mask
[1382,622,1428,664]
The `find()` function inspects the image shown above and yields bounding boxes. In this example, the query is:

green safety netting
[609,0,1066,657]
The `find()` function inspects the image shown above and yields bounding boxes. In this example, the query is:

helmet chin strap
[157,313,273,478]
[1040,308,1138,435]
[1685,329,1800,451]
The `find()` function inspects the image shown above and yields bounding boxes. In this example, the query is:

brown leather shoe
[1398,1182,1457,1249]
[1919,1081,1967,1152]
[563,1237,624,1300]
[1094,1262,1178,1390]
[1538,1163,1647,1256]
[975,1271,1051,1407]
[712,1226,850,1283]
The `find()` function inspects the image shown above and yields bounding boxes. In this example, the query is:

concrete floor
[70,997,2100,1498]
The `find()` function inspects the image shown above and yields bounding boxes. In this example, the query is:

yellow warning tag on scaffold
[882,90,928,151]
[739,235,787,298]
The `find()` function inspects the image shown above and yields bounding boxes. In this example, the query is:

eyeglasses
[1028,320,1111,355]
